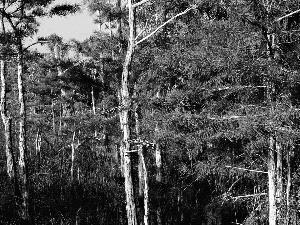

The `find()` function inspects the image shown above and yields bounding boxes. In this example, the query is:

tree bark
[140,148,149,225]
[155,90,162,225]
[276,141,283,224]
[119,1,137,224]
[268,136,277,225]
[286,146,291,225]
[71,130,76,182]
[17,49,31,224]
[134,88,144,223]
[134,85,149,225]
[0,59,15,179]
[35,129,42,170]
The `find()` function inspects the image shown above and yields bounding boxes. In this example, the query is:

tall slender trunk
[268,136,277,225]
[134,89,144,215]
[51,92,56,135]
[35,129,41,171]
[286,146,291,225]
[117,0,123,54]
[17,48,31,224]
[134,85,149,225]
[155,90,162,225]
[265,29,277,225]
[91,86,96,115]
[71,130,76,182]
[119,1,137,224]
[140,149,149,225]
[1,7,22,219]
[276,142,283,223]
[1,59,15,178]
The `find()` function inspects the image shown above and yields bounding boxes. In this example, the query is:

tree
[0,1,80,223]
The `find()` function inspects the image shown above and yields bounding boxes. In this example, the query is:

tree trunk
[268,136,277,225]
[51,92,56,135]
[140,149,149,225]
[71,130,76,182]
[17,50,31,224]
[286,146,291,225]
[134,90,144,223]
[35,129,42,171]
[117,0,123,54]
[119,1,137,224]
[276,141,283,224]
[134,85,149,225]
[155,90,162,225]
[0,59,15,179]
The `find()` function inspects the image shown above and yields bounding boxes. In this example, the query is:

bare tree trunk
[35,129,42,170]
[134,85,149,225]
[140,149,149,225]
[268,136,277,225]
[71,130,76,182]
[276,142,283,224]
[286,146,291,225]
[17,50,31,224]
[119,1,137,224]
[1,13,23,222]
[155,90,162,225]
[51,95,56,134]
[134,91,144,223]
[117,0,123,54]
[91,86,96,115]
[1,59,15,178]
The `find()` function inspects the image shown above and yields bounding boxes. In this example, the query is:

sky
[29,0,98,52]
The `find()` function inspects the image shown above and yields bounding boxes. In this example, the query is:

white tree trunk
[140,150,149,225]
[276,141,283,223]
[71,130,76,182]
[286,146,291,225]
[0,59,15,179]
[268,136,277,225]
[119,1,137,224]
[17,51,31,224]
[155,90,162,225]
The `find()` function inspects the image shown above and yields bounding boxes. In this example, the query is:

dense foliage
[1,0,300,224]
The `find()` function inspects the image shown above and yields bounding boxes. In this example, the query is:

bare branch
[135,5,196,46]
[24,41,48,51]
[207,114,264,120]
[225,165,268,174]
[132,0,151,8]
[227,178,242,193]
[276,9,300,22]
[232,193,267,199]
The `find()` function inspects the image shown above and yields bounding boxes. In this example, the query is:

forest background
[1,0,300,225]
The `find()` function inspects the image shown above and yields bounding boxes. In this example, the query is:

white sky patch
[28,0,97,52]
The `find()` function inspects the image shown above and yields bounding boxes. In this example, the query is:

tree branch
[132,0,151,8]
[232,193,267,199]
[24,41,48,51]
[225,165,268,174]
[276,9,300,22]
[135,5,196,46]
